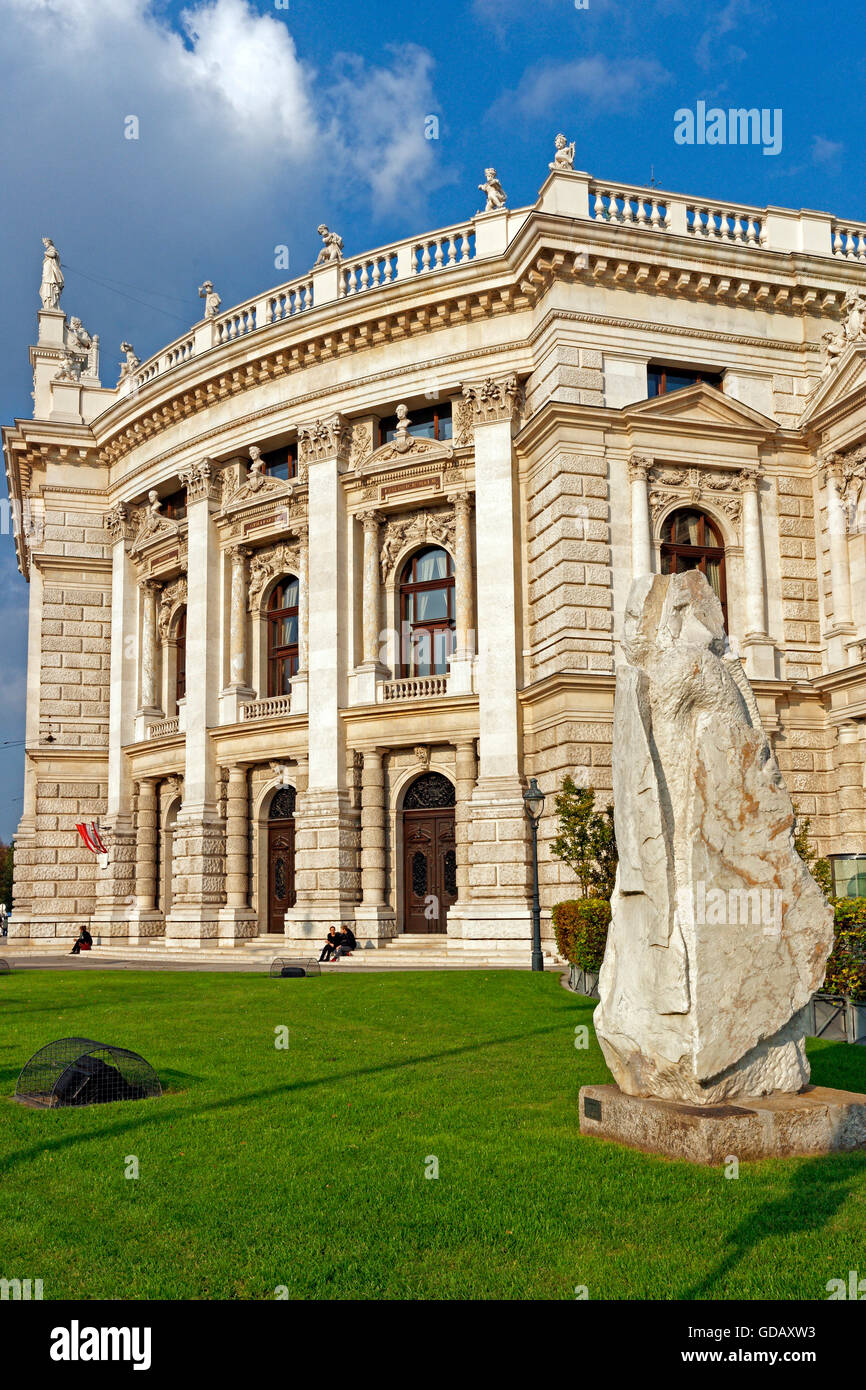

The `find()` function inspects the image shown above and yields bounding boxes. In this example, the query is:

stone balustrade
[146,716,180,739]
[241,694,292,720]
[380,676,448,701]
[124,175,863,399]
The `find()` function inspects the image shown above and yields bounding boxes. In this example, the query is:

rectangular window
[379,404,453,446]
[261,445,297,481]
[162,487,187,521]
[647,365,724,398]
[831,855,866,899]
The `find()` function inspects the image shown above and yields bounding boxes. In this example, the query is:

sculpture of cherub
[315,225,344,265]
[821,327,846,376]
[198,281,221,318]
[843,289,866,343]
[549,133,576,172]
[478,168,507,213]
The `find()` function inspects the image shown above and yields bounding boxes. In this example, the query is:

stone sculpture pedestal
[579,1083,866,1165]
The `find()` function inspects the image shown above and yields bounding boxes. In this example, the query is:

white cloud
[695,0,756,72]
[811,135,844,166]
[489,55,671,122]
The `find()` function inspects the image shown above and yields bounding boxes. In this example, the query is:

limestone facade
[5,165,866,952]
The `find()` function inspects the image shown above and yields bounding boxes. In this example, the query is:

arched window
[268,576,299,696]
[660,508,728,629]
[399,546,455,677]
[174,609,187,711]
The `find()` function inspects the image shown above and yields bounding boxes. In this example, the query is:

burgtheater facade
[5,152,866,954]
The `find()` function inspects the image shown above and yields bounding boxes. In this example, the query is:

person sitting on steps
[333,924,357,961]
[319,927,338,963]
[70,926,93,956]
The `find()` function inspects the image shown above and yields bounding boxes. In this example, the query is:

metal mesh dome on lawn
[0,960,10,973]
[14,1037,162,1109]
[269,958,321,978]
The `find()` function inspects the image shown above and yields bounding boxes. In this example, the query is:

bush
[552,898,611,973]
[823,898,866,1000]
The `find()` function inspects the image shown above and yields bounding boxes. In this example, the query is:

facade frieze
[647,462,752,526]
[247,540,302,613]
[379,504,457,581]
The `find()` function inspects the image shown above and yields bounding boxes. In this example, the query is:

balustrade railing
[381,676,448,701]
[241,694,292,720]
[146,717,180,739]
[120,179,859,400]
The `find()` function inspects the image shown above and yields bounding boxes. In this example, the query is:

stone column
[454,737,477,902]
[219,764,257,940]
[825,455,855,667]
[628,454,652,577]
[448,492,475,694]
[738,471,776,678]
[127,778,163,941]
[134,579,162,738]
[94,504,138,935]
[835,720,866,850]
[167,459,226,945]
[354,747,396,943]
[290,527,309,713]
[221,545,254,722]
[349,510,388,705]
[284,416,360,938]
[448,375,532,950]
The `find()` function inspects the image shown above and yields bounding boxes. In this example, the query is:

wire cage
[14,1037,162,1110]
[269,958,322,978]
[0,960,10,974]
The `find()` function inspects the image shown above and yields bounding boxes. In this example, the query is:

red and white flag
[76,822,107,855]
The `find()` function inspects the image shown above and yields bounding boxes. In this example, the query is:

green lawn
[1,968,865,1300]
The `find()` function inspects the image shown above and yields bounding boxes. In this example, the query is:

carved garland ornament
[297,414,352,467]
[460,373,523,426]
[158,575,188,640]
[379,507,456,582]
[247,541,301,614]
[648,465,747,526]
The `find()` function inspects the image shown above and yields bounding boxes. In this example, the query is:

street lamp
[523,777,545,973]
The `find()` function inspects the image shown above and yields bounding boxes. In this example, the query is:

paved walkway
[0,946,552,974]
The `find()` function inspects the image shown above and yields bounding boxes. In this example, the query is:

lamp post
[523,777,545,972]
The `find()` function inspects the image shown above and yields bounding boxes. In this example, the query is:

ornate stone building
[4,152,866,954]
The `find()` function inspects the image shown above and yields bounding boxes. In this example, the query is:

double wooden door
[402,807,457,933]
[267,820,296,933]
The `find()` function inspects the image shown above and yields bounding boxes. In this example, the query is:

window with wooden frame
[647,364,723,398]
[260,444,297,482]
[399,546,455,677]
[267,576,300,696]
[379,403,453,447]
[162,487,187,521]
[659,508,728,630]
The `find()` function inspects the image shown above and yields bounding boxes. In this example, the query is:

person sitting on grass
[70,926,93,956]
[334,924,357,960]
[319,926,338,963]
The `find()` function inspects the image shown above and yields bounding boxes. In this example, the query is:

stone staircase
[4,932,561,972]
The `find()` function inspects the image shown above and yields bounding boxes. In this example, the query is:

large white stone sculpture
[594,570,834,1105]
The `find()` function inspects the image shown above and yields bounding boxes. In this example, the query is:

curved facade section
[4,165,866,953]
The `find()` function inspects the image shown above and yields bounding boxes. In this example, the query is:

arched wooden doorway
[267,787,296,934]
[401,772,457,934]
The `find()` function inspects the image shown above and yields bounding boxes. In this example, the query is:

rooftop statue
[478,168,507,213]
[314,225,344,265]
[594,569,834,1105]
[118,342,140,382]
[40,237,64,310]
[198,281,221,319]
[549,133,576,171]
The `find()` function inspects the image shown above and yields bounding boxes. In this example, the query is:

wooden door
[267,821,295,933]
[402,807,457,933]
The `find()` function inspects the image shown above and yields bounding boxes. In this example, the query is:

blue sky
[0,0,863,838]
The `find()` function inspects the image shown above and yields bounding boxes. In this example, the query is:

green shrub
[552,898,611,973]
[823,898,866,1000]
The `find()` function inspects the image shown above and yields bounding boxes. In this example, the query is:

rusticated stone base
[578,1083,866,1164]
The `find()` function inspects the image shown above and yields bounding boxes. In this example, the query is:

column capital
[139,576,162,595]
[297,413,352,468]
[449,490,474,516]
[357,508,385,532]
[738,468,761,494]
[104,502,132,543]
[460,373,523,428]
[179,457,220,504]
[228,542,252,561]
[627,452,653,482]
